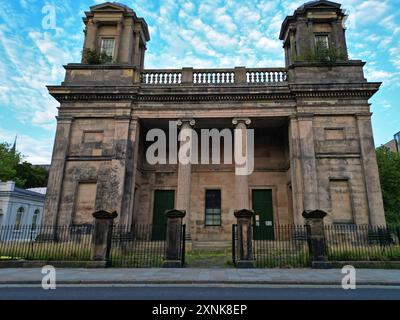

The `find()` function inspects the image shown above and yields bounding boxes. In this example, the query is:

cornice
[48,84,380,102]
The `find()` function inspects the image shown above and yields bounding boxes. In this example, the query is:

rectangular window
[325,128,345,140]
[205,190,221,226]
[74,182,97,224]
[100,38,115,61]
[315,35,329,50]
[330,180,354,224]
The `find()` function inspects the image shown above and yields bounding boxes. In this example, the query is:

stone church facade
[44,1,386,245]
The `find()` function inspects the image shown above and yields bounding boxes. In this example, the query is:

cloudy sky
[0,0,399,164]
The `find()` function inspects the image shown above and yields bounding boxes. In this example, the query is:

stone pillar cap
[234,209,255,218]
[302,209,327,219]
[92,210,118,219]
[165,209,186,218]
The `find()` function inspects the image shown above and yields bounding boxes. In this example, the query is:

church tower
[280,0,349,66]
[81,2,150,69]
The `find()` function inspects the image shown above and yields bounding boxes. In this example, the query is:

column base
[236,260,255,268]
[163,260,184,268]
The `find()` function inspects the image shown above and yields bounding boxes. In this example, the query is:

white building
[0,181,45,227]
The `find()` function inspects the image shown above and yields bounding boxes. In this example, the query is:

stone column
[91,210,118,263]
[82,20,98,62]
[121,118,140,227]
[297,114,319,212]
[95,116,130,223]
[288,116,304,225]
[133,31,141,67]
[234,209,255,268]
[302,210,329,268]
[176,119,196,239]
[43,116,73,226]
[113,21,123,63]
[232,118,252,210]
[163,209,186,268]
[356,114,386,226]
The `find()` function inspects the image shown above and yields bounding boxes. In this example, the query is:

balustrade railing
[141,70,182,85]
[246,68,287,84]
[141,67,287,86]
[193,70,235,85]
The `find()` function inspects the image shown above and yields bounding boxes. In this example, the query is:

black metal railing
[324,224,400,261]
[232,224,237,267]
[252,225,311,268]
[180,224,186,267]
[0,224,93,261]
[110,224,168,268]
[232,224,310,268]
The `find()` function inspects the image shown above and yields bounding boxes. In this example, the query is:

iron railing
[0,224,93,261]
[324,224,400,261]
[110,224,167,268]
[252,225,311,268]
[232,224,310,268]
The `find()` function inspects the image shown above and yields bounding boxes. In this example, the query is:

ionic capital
[232,118,251,127]
[177,118,196,128]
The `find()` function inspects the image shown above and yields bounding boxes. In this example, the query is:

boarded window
[83,131,103,156]
[325,128,345,140]
[330,180,354,223]
[74,183,97,224]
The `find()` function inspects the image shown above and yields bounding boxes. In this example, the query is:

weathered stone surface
[43,2,387,247]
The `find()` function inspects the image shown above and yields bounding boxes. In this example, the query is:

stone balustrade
[141,69,182,85]
[246,68,288,84]
[140,67,288,86]
[62,64,288,86]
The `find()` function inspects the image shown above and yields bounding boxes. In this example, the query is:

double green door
[252,189,274,240]
[152,190,175,241]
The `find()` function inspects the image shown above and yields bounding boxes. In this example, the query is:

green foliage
[293,40,346,63]
[376,146,400,225]
[0,142,48,188]
[83,48,112,64]
[0,143,24,187]
[16,162,48,189]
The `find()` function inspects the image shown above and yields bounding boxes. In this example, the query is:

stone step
[192,241,231,250]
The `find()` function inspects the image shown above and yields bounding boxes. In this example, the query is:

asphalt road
[0,285,400,300]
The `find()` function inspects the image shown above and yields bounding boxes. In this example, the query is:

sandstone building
[44,1,386,245]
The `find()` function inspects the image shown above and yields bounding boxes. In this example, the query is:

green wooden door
[152,190,175,240]
[252,189,274,240]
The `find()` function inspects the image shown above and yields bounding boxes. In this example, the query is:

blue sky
[0,0,399,164]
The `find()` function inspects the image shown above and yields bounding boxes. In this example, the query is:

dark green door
[152,190,175,240]
[252,189,274,240]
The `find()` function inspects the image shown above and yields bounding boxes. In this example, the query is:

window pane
[101,39,115,59]
[315,35,329,49]
[205,190,221,225]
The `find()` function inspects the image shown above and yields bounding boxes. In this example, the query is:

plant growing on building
[293,40,346,63]
[82,48,112,64]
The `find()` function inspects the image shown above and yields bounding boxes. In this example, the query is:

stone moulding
[48,90,377,102]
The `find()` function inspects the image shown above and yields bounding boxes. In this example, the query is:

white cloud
[0,128,54,164]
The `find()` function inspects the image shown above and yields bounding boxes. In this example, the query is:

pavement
[0,268,400,286]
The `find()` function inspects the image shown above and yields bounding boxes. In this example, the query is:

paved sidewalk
[0,268,400,286]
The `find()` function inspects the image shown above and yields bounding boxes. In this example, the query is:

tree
[0,142,48,188]
[0,142,25,187]
[16,162,49,189]
[376,146,400,225]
